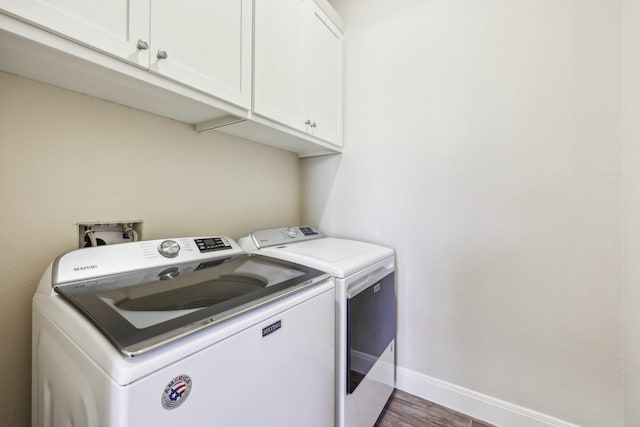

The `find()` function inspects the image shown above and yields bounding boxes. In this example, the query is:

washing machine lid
[243,227,394,278]
[54,251,327,357]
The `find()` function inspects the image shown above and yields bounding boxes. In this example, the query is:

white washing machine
[32,235,335,427]
[239,226,396,427]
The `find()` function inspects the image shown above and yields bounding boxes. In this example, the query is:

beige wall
[0,71,301,426]
[622,0,640,425]
[306,0,622,425]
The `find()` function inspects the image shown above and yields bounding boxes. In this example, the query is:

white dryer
[33,236,335,427]
[239,226,396,427]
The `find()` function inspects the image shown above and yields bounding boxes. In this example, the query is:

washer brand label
[73,264,98,272]
[262,320,281,337]
[161,375,192,410]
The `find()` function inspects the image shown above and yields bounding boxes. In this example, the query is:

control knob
[286,227,298,238]
[158,240,180,258]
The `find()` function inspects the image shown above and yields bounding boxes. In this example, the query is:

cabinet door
[0,0,150,67]
[253,0,308,132]
[149,0,251,108]
[308,2,343,146]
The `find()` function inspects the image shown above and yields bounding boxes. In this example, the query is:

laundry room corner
[304,0,623,426]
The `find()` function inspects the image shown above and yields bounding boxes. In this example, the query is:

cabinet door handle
[305,120,311,126]
[157,50,168,60]
[310,122,317,128]
[136,39,149,50]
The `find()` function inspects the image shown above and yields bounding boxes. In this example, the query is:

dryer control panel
[239,226,323,250]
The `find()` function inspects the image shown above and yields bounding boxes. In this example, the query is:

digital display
[195,238,232,253]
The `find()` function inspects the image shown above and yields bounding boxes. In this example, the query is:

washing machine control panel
[53,236,244,285]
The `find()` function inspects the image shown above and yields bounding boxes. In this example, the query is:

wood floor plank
[375,389,495,427]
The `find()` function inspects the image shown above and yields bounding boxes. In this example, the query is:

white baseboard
[395,366,581,427]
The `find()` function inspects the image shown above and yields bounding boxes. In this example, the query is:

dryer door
[346,270,395,393]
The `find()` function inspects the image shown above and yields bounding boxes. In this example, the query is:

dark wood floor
[375,389,495,427]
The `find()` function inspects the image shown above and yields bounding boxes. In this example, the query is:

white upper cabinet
[253,0,307,133]
[0,0,342,156]
[0,0,151,67]
[0,0,251,108]
[253,0,344,147]
[149,0,251,108]
[307,1,343,146]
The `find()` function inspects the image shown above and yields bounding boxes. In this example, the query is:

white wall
[0,71,301,426]
[304,1,623,425]
[622,0,640,425]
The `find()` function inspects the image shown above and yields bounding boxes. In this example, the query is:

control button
[158,240,180,258]
[300,227,317,236]
[286,227,298,238]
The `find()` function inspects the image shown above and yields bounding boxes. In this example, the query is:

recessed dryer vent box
[78,221,143,248]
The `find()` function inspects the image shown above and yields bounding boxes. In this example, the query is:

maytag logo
[73,265,98,272]
[262,320,281,338]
